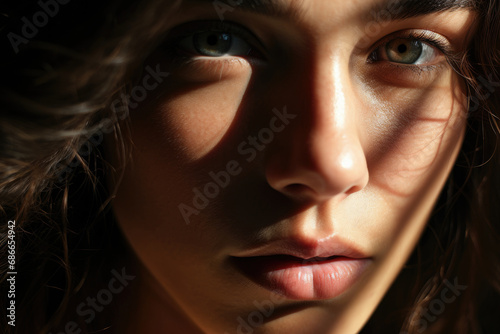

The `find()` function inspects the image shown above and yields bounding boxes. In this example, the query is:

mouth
[231,254,372,300]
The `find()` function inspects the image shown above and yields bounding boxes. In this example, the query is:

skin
[106,0,476,333]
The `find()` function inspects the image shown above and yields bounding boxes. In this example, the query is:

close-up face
[108,0,476,333]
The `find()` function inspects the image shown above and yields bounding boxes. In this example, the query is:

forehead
[185,0,476,20]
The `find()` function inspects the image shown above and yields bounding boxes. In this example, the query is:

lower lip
[232,255,371,300]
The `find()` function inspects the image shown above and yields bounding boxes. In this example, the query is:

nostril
[284,184,306,193]
[345,185,362,195]
[282,184,317,201]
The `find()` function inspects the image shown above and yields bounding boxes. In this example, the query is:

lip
[231,236,372,300]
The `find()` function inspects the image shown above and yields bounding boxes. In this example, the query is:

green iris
[385,39,423,64]
[193,32,233,57]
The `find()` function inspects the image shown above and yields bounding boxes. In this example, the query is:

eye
[177,30,253,57]
[370,36,444,66]
[159,21,266,78]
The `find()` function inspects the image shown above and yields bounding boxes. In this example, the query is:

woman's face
[108,0,475,332]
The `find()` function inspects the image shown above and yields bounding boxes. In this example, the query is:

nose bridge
[265,49,369,200]
[310,56,365,177]
[309,52,367,190]
[316,55,349,129]
[310,54,356,160]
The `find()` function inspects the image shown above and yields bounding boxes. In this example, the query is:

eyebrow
[198,0,475,20]
[370,0,476,21]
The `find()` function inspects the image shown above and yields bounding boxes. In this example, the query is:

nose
[265,58,369,202]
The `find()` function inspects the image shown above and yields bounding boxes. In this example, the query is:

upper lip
[231,234,369,260]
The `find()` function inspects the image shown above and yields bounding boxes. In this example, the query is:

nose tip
[266,133,369,202]
[332,148,370,195]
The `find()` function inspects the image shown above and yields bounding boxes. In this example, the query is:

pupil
[398,44,408,54]
[385,39,423,64]
[193,32,233,57]
[206,34,218,46]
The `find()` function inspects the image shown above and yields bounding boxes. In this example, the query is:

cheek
[143,59,253,160]
[110,63,255,243]
[366,76,467,197]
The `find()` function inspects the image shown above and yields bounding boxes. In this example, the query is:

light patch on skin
[377,119,450,196]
